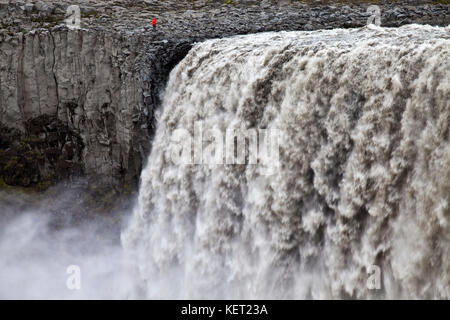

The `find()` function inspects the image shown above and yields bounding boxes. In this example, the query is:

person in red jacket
[152,18,157,28]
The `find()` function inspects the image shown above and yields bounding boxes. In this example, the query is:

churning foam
[122,24,450,299]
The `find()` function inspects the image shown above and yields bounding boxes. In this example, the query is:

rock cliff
[0,0,449,191]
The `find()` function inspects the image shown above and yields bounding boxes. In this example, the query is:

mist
[0,184,135,299]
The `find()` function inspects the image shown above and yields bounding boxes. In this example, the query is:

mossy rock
[0,115,84,189]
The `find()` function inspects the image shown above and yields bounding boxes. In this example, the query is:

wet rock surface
[0,0,449,192]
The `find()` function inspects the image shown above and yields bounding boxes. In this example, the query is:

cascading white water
[122,24,450,299]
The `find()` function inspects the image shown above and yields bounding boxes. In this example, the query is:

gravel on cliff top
[0,0,449,41]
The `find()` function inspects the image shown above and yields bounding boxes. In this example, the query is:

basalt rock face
[0,0,449,190]
[0,29,152,188]
[0,116,83,187]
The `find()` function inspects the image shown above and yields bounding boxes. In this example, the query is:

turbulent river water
[122,24,450,299]
[0,24,449,299]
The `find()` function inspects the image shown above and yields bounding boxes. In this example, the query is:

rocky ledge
[0,0,449,197]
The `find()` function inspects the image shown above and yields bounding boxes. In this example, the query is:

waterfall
[122,24,450,299]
